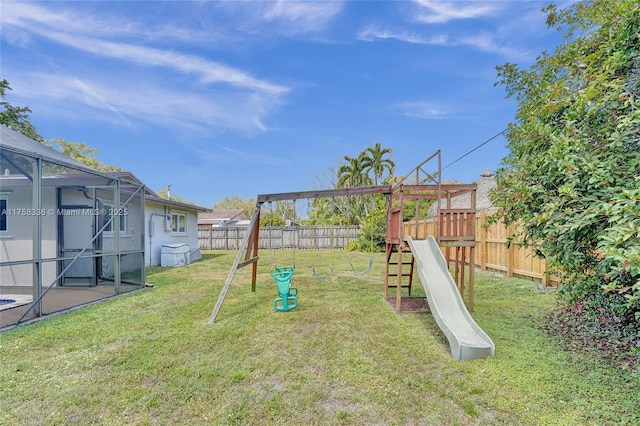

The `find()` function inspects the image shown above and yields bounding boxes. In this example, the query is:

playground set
[208,151,495,360]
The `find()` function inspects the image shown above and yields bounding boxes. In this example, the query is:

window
[0,198,7,232]
[102,205,127,234]
[171,212,186,233]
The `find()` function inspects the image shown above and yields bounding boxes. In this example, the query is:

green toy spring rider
[272,267,298,312]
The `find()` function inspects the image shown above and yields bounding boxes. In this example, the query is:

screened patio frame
[1,127,146,329]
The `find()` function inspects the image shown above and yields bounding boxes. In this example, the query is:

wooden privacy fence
[403,212,559,286]
[198,225,360,251]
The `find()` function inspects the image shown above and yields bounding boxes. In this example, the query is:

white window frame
[171,211,187,234]
[103,204,128,235]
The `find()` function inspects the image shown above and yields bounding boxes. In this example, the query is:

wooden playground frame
[208,150,477,323]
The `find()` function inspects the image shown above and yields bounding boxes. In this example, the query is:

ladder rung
[387,273,413,277]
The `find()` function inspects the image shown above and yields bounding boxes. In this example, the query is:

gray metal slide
[405,236,495,361]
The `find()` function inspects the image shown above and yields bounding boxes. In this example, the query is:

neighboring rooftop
[428,170,497,217]
[198,209,250,227]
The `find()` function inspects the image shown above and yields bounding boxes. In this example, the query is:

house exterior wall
[2,188,202,283]
[145,200,201,267]
[0,183,146,287]
[98,196,145,277]
[0,186,57,287]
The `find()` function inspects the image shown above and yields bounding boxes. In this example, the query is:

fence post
[480,213,487,271]
[506,223,515,277]
[541,256,551,287]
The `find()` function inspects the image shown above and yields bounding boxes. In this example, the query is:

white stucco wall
[145,200,201,267]
[0,185,147,286]
[1,185,203,286]
[99,198,144,276]
[0,186,57,287]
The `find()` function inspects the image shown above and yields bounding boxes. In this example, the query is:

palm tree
[336,153,373,224]
[337,153,372,188]
[362,141,395,185]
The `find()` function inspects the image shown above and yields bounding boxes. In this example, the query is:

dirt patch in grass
[386,296,429,312]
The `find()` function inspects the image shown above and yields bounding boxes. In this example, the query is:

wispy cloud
[10,70,281,135]
[395,101,451,120]
[38,30,287,95]
[357,27,448,45]
[218,144,289,166]
[358,1,531,61]
[70,78,133,129]
[458,32,527,60]
[3,2,142,41]
[2,2,230,45]
[2,2,289,134]
[412,0,499,24]
[4,3,287,95]
[219,0,344,37]
[358,25,527,60]
[262,0,344,32]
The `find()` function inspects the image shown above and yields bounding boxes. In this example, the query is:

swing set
[208,150,479,323]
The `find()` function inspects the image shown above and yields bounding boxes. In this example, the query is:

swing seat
[312,264,334,281]
[349,257,374,275]
[271,268,298,312]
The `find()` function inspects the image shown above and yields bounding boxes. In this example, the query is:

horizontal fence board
[198,225,360,251]
[403,212,560,286]
[485,263,508,272]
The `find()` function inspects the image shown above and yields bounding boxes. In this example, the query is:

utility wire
[442,128,508,171]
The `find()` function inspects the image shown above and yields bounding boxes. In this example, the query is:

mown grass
[1,250,638,425]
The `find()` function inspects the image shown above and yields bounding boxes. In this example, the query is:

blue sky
[1,1,566,208]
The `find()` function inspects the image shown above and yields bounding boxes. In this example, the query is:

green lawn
[1,250,638,425]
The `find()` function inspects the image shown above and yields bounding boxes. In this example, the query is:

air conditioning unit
[161,244,190,267]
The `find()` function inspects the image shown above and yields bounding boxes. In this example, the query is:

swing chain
[291,199,296,267]
[268,201,277,270]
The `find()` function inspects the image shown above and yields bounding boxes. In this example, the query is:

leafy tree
[0,79,44,143]
[491,0,639,353]
[362,141,395,186]
[156,188,195,205]
[48,138,123,172]
[305,167,351,226]
[259,212,285,227]
[304,197,338,226]
[211,195,257,215]
[354,193,388,252]
[273,200,298,225]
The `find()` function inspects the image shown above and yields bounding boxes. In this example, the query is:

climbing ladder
[385,242,414,298]
[384,206,416,312]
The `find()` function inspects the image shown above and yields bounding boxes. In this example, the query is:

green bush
[491,0,640,367]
